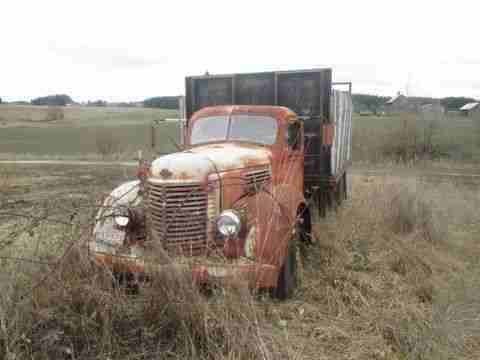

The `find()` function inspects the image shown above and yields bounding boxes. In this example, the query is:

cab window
[286,122,301,151]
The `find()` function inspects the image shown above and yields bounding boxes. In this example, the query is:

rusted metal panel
[185,68,332,120]
[235,72,275,105]
[321,123,335,146]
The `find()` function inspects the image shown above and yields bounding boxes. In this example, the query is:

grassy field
[0,104,179,159]
[2,104,480,165]
[5,105,479,175]
[353,113,480,164]
[1,164,479,359]
[0,104,178,126]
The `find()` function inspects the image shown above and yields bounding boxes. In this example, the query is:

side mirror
[287,123,301,151]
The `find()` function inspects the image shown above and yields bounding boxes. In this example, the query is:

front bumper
[90,248,279,289]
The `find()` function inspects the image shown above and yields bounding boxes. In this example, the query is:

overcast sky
[1,0,479,102]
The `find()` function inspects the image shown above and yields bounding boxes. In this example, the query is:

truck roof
[190,105,297,122]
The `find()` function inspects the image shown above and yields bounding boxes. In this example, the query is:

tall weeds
[301,175,479,359]
[1,171,479,359]
[1,235,276,359]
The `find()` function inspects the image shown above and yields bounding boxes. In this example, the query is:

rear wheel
[335,171,348,206]
[271,231,298,300]
[113,272,140,295]
[336,176,344,207]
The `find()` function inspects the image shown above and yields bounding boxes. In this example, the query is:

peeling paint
[244,226,257,259]
[150,143,271,181]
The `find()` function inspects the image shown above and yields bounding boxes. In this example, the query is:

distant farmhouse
[382,92,445,116]
[383,93,411,113]
[459,102,480,117]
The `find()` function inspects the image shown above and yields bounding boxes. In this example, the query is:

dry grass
[0,172,13,194]
[1,168,479,359]
[0,233,280,359]
[281,174,480,359]
[17,250,274,359]
[44,106,64,122]
[0,194,279,359]
[95,130,121,159]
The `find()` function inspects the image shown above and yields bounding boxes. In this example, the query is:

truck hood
[150,143,271,181]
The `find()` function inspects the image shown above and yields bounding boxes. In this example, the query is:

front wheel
[271,233,298,300]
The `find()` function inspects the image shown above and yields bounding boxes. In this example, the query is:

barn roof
[385,94,404,105]
[460,102,479,111]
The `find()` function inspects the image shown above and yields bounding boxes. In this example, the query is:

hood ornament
[159,168,173,179]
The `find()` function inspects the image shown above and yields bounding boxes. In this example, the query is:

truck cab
[90,69,352,299]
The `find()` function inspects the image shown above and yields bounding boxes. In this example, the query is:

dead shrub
[389,246,433,278]
[381,312,439,360]
[377,113,445,165]
[0,172,13,194]
[95,131,120,159]
[386,186,446,243]
[380,114,419,165]
[44,106,64,121]
[388,188,417,234]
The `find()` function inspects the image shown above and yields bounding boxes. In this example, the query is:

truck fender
[93,180,142,249]
[273,183,307,229]
[249,184,304,266]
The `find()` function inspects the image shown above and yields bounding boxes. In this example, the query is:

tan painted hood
[150,143,271,181]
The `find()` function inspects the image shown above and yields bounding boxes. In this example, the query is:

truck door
[283,121,304,188]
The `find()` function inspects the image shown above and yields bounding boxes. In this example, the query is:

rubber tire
[113,272,140,295]
[336,175,344,207]
[271,234,298,300]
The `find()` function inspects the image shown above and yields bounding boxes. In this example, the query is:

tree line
[23,95,180,109]
[142,96,179,109]
[2,94,477,112]
[31,94,73,106]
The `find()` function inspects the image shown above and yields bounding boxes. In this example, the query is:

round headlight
[113,207,131,228]
[216,210,241,237]
[114,215,130,228]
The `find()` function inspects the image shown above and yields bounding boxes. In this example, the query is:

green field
[353,113,480,164]
[1,104,480,164]
[0,104,179,159]
[0,104,178,126]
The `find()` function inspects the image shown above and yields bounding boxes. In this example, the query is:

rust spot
[240,155,266,167]
[136,161,151,183]
[322,123,335,145]
[178,171,191,180]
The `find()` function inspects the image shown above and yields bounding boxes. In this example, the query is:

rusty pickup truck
[90,69,353,299]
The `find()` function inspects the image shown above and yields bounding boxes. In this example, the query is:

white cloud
[1,0,479,102]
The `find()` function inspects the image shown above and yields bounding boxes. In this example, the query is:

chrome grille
[244,168,271,190]
[147,181,209,253]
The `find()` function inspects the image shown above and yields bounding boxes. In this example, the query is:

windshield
[190,114,278,145]
[190,116,229,144]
